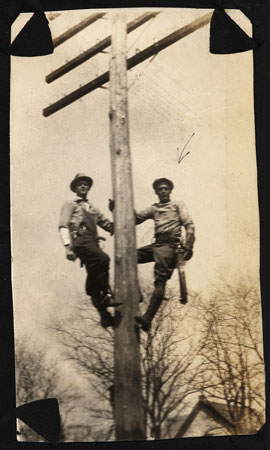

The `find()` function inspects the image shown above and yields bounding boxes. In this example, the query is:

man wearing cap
[135,178,195,331]
[59,173,120,329]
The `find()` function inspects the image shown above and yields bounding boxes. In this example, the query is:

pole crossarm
[43,12,212,117]
[46,12,160,83]
[52,13,106,48]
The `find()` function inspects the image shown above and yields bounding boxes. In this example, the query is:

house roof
[173,395,234,438]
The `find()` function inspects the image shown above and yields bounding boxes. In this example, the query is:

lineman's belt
[154,233,182,247]
[70,224,105,245]
[70,223,97,240]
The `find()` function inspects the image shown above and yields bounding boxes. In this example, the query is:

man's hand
[108,199,115,212]
[183,247,193,261]
[65,245,76,261]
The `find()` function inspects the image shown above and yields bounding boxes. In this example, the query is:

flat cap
[152,178,174,191]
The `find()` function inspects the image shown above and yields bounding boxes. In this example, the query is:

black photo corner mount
[10,11,53,56]
[0,1,268,449]
[210,6,258,53]
[0,0,53,56]
[0,399,60,449]
[15,398,60,445]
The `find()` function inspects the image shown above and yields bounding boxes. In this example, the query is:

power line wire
[128,54,158,91]
[127,13,159,53]
[129,68,194,120]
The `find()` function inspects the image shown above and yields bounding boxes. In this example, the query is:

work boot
[135,286,164,332]
[135,315,151,332]
[99,309,115,329]
[100,287,122,308]
[90,293,115,328]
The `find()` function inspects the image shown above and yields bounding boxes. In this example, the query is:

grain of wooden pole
[109,13,145,441]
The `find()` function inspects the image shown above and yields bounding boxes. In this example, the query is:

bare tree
[197,276,265,434]
[15,337,94,442]
[50,300,115,440]
[51,287,205,439]
[139,289,207,438]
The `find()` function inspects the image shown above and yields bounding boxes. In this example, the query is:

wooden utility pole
[109,13,145,441]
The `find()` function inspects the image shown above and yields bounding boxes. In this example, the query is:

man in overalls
[59,173,120,328]
[135,178,195,331]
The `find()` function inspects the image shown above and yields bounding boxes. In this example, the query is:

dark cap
[152,178,174,192]
[70,173,93,192]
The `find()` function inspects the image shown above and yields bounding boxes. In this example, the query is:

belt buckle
[170,236,181,249]
[76,225,87,236]
[71,230,78,240]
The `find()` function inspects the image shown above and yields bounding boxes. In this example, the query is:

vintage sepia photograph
[10,7,265,442]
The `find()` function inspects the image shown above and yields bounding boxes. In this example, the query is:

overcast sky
[10,8,259,349]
